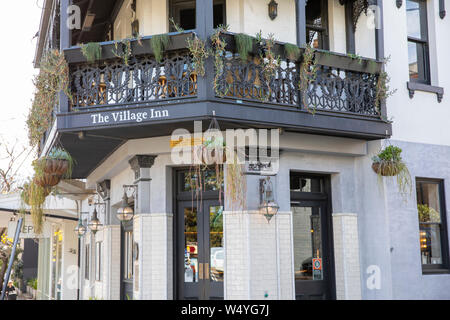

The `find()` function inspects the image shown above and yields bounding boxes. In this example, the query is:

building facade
[33,0,450,300]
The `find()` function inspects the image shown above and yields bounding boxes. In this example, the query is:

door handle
[199,263,204,280]
[205,263,210,280]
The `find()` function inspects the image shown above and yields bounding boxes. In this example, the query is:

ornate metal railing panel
[215,53,379,117]
[305,66,378,116]
[70,52,197,109]
[215,53,299,106]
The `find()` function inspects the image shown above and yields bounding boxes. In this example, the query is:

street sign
[8,218,51,239]
[312,258,323,280]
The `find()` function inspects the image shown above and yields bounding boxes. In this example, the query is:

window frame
[95,242,102,282]
[84,244,90,280]
[416,178,450,274]
[305,0,329,50]
[407,0,431,85]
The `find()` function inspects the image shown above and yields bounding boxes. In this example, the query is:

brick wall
[332,213,362,300]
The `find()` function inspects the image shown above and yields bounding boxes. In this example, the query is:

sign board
[312,258,323,280]
[8,218,51,239]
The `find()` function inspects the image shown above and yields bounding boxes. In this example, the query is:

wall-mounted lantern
[259,177,279,222]
[268,0,278,20]
[88,203,105,234]
[74,216,87,238]
[117,185,137,222]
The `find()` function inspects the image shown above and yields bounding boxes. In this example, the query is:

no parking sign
[313,258,323,280]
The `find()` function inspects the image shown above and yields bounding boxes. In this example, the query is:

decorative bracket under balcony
[97,180,111,201]
[339,0,371,31]
[129,155,157,181]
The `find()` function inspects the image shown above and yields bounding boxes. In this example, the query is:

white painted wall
[384,0,450,146]
[227,0,297,44]
[114,0,169,40]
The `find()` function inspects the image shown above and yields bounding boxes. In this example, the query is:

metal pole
[1,217,23,300]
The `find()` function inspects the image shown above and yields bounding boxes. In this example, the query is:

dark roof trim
[0,207,78,222]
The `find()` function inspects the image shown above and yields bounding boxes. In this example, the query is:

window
[407,0,430,84]
[123,231,134,280]
[305,0,329,50]
[85,244,90,280]
[416,179,449,273]
[95,242,102,282]
[169,0,226,32]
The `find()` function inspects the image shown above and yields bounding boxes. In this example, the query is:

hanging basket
[33,173,62,188]
[42,158,69,176]
[372,161,400,177]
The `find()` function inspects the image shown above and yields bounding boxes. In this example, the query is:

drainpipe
[1,217,23,300]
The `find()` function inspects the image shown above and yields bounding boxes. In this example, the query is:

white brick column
[223,211,294,300]
[128,155,173,300]
[136,213,173,300]
[332,213,362,300]
[101,225,121,300]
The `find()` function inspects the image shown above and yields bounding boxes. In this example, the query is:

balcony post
[295,0,306,47]
[375,0,384,61]
[196,0,215,102]
[345,2,356,54]
[375,0,387,120]
[59,0,72,113]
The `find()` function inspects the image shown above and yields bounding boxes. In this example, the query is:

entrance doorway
[290,173,335,300]
[174,169,224,300]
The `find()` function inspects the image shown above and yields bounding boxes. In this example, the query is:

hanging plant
[211,24,230,97]
[225,151,247,212]
[112,38,132,65]
[284,43,301,61]
[372,145,411,194]
[27,50,71,148]
[186,34,210,77]
[32,147,75,188]
[28,180,50,235]
[235,33,254,62]
[151,34,170,63]
[298,44,319,114]
[80,42,102,63]
[255,31,281,102]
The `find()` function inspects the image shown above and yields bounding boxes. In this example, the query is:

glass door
[176,170,224,300]
[290,173,335,300]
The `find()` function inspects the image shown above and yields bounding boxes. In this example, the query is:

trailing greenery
[112,38,132,65]
[235,33,254,62]
[298,44,318,113]
[372,145,412,195]
[211,25,230,97]
[375,57,397,121]
[80,42,102,63]
[347,53,363,65]
[169,17,184,33]
[256,32,280,87]
[25,147,75,234]
[225,151,247,212]
[28,180,48,235]
[186,34,210,77]
[151,34,170,63]
[284,43,301,61]
[27,50,71,148]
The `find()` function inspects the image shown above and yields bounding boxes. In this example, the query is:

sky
[0,1,43,180]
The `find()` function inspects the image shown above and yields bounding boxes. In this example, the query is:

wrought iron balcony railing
[63,32,384,118]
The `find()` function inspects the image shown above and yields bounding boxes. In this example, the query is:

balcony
[53,32,391,177]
